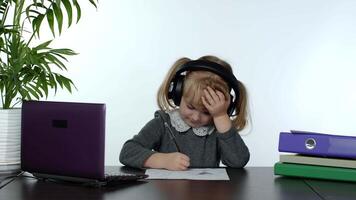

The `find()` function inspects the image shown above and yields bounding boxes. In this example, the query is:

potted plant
[0,0,97,174]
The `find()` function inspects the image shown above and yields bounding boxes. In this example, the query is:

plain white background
[36,0,356,166]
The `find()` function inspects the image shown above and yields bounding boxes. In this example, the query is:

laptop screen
[21,100,106,180]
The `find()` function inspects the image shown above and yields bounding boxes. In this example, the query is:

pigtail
[231,80,248,131]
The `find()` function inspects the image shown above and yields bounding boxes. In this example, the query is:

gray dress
[119,110,250,168]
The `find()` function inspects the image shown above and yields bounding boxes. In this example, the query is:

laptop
[21,100,147,186]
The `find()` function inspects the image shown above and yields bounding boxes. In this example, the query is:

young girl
[120,55,250,171]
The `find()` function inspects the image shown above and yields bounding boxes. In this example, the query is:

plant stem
[12,99,21,108]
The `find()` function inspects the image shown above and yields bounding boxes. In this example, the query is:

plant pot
[0,108,21,174]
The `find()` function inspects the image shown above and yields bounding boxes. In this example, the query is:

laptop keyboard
[104,172,148,181]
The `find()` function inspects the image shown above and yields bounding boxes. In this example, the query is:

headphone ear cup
[227,94,234,116]
[168,75,185,106]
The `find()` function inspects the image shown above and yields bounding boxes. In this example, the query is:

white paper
[145,168,230,180]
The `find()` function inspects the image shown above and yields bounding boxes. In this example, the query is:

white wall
[44,0,356,166]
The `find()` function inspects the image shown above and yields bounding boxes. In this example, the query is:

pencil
[164,122,181,152]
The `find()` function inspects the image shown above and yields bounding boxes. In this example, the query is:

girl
[119,55,250,171]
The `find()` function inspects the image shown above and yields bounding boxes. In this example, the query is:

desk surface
[0,167,355,200]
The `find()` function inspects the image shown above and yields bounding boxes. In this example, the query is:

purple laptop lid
[21,100,106,180]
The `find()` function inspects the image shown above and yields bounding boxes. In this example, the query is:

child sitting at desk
[120,55,250,171]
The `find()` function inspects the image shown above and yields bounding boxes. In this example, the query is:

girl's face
[179,97,213,128]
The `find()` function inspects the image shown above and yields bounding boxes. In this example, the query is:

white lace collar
[167,110,215,137]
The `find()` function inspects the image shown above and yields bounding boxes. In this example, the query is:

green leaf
[61,76,72,93]
[22,74,33,84]
[73,0,81,23]
[88,0,97,8]
[46,9,55,37]
[26,3,47,23]
[50,52,68,62]
[37,62,52,74]
[45,54,67,70]
[32,14,45,38]
[38,73,48,97]
[54,73,64,89]
[19,89,29,101]
[25,9,41,23]
[34,40,52,51]
[0,1,8,12]
[53,3,63,35]
[29,82,43,98]
[59,75,76,93]
[50,48,77,55]
[62,0,73,28]
[48,74,57,93]
[24,85,40,99]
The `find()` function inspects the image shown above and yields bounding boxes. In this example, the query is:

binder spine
[278,132,356,159]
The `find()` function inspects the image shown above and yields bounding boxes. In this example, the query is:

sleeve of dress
[217,127,250,168]
[119,111,165,168]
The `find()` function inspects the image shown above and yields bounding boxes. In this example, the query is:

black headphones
[168,60,240,116]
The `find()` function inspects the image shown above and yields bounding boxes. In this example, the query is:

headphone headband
[176,60,239,91]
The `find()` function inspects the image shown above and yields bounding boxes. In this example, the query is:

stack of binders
[274,130,356,182]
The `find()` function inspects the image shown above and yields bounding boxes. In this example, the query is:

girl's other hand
[202,86,232,133]
[202,86,230,118]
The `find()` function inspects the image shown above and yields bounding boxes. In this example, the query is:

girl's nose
[191,111,200,121]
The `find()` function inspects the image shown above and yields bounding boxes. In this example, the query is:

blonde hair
[157,55,248,131]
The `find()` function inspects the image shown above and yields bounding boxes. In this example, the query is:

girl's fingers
[180,154,190,162]
[203,89,214,104]
[181,160,190,168]
[216,90,227,102]
[217,90,230,103]
[179,165,188,171]
[207,87,220,102]
[202,96,212,110]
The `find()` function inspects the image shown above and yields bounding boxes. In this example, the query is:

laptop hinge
[32,172,105,185]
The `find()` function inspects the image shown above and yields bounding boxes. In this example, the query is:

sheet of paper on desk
[145,168,230,180]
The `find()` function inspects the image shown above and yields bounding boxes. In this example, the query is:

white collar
[167,110,215,137]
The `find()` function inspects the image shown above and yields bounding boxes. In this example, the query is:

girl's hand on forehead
[201,86,230,118]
